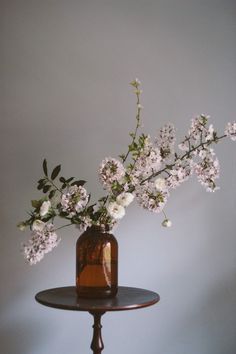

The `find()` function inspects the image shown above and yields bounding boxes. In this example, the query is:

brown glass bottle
[76,225,118,298]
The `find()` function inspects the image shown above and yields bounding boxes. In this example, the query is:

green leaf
[129,143,134,151]
[86,204,96,213]
[49,190,56,199]
[38,178,45,184]
[59,211,69,218]
[71,180,86,187]
[66,177,74,183]
[37,179,47,190]
[51,165,61,180]
[119,154,125,160]
[31,199,41,208]
[43,185,51,193]
[59,177,66,183]
[43,159,48,176]
[98,197,107,203]
[37,182,44,190]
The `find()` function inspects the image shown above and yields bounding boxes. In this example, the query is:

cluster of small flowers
[135,182,168,213]
[22,223,60,265]
[225,122,236,141]
[61,185,89,217]
[166,160,192,190]
[179,115,214,152]
[193,149,220,192]
[189,115,210,142]
[99,157,125,190]
[132,137,162,179]
[155,123,176,158]
[76,215,93,232]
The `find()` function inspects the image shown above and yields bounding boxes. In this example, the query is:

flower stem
[162,210,168,219]
[55,223,74,231]
[122,89,142,163]
[45,177,63,194]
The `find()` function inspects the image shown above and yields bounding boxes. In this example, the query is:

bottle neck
[89,225,110,233]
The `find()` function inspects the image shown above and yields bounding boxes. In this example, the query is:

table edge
[35,286,160,312]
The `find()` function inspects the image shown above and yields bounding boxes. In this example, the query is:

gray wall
[1,1,236,353]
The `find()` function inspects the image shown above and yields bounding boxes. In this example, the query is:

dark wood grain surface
[35,286,160,312]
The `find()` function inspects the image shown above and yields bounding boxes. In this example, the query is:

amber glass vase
[76,225,118,298]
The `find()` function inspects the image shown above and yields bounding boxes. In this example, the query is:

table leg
[89,311,106,354]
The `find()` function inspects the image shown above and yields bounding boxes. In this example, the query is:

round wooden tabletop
[35,286,160,312]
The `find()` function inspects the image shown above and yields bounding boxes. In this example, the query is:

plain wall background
[1,0,236,353]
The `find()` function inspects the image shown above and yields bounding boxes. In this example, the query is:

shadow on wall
[162,272,236,354]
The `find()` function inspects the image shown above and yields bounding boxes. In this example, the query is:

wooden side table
[35,286,160,354]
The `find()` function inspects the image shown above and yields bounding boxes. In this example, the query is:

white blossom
[198,148,215,159]
[178,141,189,151]
[205,124,215,142]
[61,185,89,216]
[225,122,236,141]
[107,202,125,220]
[99,157,125,190]
[116,192,134,207]
[154,177,167,191]
[188,115,210,142]
[32,220,45,231]
[22,223,60,265]
[40,201,51,217]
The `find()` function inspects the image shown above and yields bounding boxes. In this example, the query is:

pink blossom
[166,160,192,190]
[225,122,236,141]
[193,150,220,192]
[22,224,60,265]
[155,123,176,158]
[99,157,125,190]
[61,185,89,216]
[135,182,168,213]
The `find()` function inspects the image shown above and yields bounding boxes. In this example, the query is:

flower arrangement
[18,79,236,265]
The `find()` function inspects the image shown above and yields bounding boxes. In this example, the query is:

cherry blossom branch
[55,223,74,231]
[141,134,227,184]
[121,79,143,163]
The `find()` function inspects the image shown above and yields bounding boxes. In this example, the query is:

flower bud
[17,222,27,231]
[162,219,172,228]
[32,220,45,232]
[40,201,51,217]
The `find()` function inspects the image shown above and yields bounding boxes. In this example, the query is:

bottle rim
[89,224,110,233]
